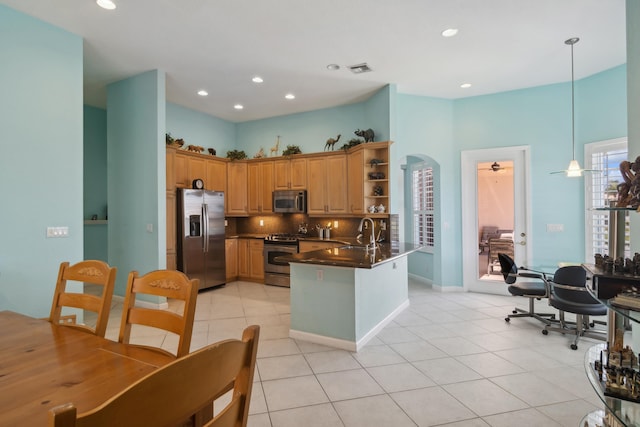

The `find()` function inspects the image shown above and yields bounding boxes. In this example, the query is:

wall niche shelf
[84,220,108,225]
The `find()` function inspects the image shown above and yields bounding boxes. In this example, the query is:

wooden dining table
[0,310,174,426]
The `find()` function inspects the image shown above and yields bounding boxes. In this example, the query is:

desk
[0,311,173,426]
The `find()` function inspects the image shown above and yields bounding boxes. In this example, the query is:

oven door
[264,244,297,274]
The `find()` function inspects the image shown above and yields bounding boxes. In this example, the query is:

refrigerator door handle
[202,203,209,253]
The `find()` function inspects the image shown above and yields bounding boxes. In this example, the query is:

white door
[461,146,531,294]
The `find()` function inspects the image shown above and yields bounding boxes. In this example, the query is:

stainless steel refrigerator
[177,189,226,290]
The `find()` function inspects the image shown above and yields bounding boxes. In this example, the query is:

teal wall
[84,105,108,262]
[166,102,236,155]
[0,5,83,316]
[107,70,166,297]
[454,68,627,268]
[236,86,393,157]
[395,96,455,284]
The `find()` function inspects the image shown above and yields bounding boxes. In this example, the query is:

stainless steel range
[263,234,300,287]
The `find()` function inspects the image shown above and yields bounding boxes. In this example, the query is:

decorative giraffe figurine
[270,136,280,157]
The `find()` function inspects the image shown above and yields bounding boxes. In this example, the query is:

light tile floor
[102,279,607,427]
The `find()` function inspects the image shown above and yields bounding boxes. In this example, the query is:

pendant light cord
[565,37,579,161]
[570,41,575,161]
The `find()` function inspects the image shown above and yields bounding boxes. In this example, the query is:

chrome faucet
[357,217,376,249]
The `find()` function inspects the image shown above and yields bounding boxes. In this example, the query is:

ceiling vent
[348,63,372,74]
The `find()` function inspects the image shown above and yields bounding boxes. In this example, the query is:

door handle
[518,240,526,246]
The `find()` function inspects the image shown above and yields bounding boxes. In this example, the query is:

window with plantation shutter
[412,164,434,251]
[585,138,629,261]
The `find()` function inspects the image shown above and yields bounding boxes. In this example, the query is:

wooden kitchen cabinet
[166,148,177,269]
[225,238,238,281]
[226,161,248,216]
[348,149,364,214]
[174,151,206,188]
[206,157,227,192]
[248,160,274,214]
[274,157,307,190]
[249,239,264,281]
[237,238,264,283]
[188,156,206,186]
[307,154,348,215]
[175,153,188,188]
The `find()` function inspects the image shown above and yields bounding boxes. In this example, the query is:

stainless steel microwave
[273,190,307,213]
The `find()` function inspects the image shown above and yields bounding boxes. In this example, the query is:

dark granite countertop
[226,234,268,239]
[277,242,422,269]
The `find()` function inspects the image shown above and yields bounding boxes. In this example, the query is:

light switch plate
[546,224,564,232]
[47,226,69,238]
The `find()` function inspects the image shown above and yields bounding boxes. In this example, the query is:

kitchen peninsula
[280,242,422,351]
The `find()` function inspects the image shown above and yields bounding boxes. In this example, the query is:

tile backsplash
[229,214,389,242]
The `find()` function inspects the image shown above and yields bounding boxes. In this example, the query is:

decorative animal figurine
[186,145,204,153]
[324,134,341,151]
[172,138,185,148]
[270,136,280,157]
[617,156,640,208]
[207,148,216,156]
[354,128,375,143]
[254,147,265,158]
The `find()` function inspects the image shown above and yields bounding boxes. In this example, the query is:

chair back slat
[48,326,260,427]
[119,270,199,359]
[49,260,117,337]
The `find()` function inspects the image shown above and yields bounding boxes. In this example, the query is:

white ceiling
[2,0,627,123]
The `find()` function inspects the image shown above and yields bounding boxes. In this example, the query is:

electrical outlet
[546,224,564,232]
[316,269,323,281]
[146,223,153,233]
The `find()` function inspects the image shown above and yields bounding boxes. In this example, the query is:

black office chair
[542,265,607,350]
[498,253,556,324]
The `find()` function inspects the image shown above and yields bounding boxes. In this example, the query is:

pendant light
[551,37,598,177]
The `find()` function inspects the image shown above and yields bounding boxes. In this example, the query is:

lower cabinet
[238,239,264,283]
[225,239,238,281]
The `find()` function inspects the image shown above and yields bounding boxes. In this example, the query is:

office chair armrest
[550,282,590,292]
[518,272,543,279]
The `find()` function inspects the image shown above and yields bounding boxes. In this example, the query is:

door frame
[461,146,532,294]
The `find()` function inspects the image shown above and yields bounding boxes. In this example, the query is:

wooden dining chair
[119,269,199,359]
[49,260,117,337]
[48,325,260,427]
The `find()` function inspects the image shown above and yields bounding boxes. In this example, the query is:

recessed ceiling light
[252,76,263,83]
[285,94,295,100]
[96,0,116,10]
[326,64,340,71]
[234,104,244,110]
[197,90,208,96]
[441,28,458,37]
[460,83,472,88]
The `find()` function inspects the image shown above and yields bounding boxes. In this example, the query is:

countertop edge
[280,242,422,269]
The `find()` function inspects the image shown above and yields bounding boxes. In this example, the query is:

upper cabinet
[206,159,227,192]
[248,160,274,214]
[172,149,226,191]
[227,161,248,216]
[307,154,348,215]
[348,149,364,214]
[274,157,307,190]
[168,141,392,218]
